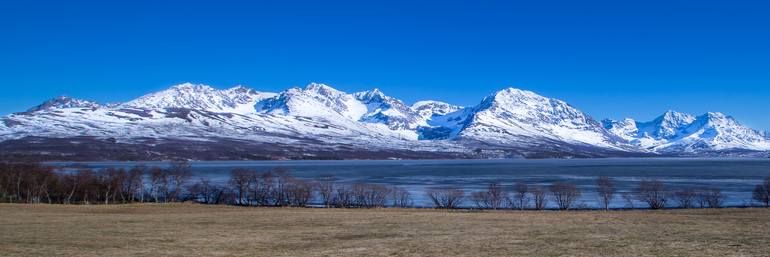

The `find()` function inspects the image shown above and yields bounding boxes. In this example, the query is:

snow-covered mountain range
[1,83,767,160]
[602,110,770,153]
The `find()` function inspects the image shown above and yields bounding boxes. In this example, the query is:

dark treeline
[2,161,770,210]
[0,161,192,204]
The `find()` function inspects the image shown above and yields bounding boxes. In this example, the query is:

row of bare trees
[2,161,770,210]
[449,181,583,210]
[223,171,412,208]
[0,161,191,204]
[450,176,770,210]
[0,162,412,208]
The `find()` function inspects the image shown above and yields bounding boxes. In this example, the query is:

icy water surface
[51,158,770,209]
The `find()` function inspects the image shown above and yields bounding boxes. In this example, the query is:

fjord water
[54,158,770,209]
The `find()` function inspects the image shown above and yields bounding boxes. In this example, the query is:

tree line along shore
[1,161,769,210]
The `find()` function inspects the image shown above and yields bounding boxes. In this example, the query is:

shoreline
[41,156,770,164]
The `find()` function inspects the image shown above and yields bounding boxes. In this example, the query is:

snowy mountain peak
[687,112,741,131]
[478,87,565,111]
[634,110,696,139]
[497,87,539,97]
[355,88,387,102]
[25,96,102,113]
[352,88,425,131]
[477,88,533,106]
[169,82,213,91]
[702,111,731,120]
[459,87,624,149]
[661,110,696,123]
[225,85,252,93]
[122,83,274,114]
[602,109,770,153]
[412,100,462,118]
[479,88,582,119]
[257,83,368,120]
[304,82,344,96]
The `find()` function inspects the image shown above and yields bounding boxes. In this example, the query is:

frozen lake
[51,158,770,209]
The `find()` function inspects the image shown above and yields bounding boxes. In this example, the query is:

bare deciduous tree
[334,185,354,208]
[511,182,529,210]
[672,189,697,208]
[286,178,313,207]
[391,187,412,208]
[316,176,336,207]
[167,161,192,202]
[753,177,770,207]
[125,166,145,203]
[596,176,614,211]
[635,179,667,209]
[470,182,506,209]
[230,169,253,205]
[531,186,547,210]
[427,187,465,209]
[703,188,725,208]
[253,171,274,206]
[188,178,214,204]
[351,183,391,208]
[271,169,293,206]
[550,182,581,210]
[148,167,168,203]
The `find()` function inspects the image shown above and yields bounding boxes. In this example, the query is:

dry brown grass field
[1,203,769,257]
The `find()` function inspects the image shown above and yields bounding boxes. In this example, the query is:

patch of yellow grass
[1,204,769,256]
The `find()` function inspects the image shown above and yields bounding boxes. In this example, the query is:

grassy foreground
[1,204,769,257]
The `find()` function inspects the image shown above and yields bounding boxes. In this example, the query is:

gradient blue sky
[2,0,769,129]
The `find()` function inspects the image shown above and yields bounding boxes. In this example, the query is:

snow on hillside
[1,82,768,158]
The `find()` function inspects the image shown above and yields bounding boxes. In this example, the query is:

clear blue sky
[2,0,769,130]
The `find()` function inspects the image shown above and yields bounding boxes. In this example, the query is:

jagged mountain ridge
[1,82,767,160]
[603,110,770,153]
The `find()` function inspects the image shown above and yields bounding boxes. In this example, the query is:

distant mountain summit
[603,110,770,153]
[1,82,767,160]
[411,100,462,119]
[123,83,275,114]
[25,96,101,113]
[458,88,626,150]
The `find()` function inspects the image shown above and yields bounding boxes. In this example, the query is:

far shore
[40,156,770,165]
